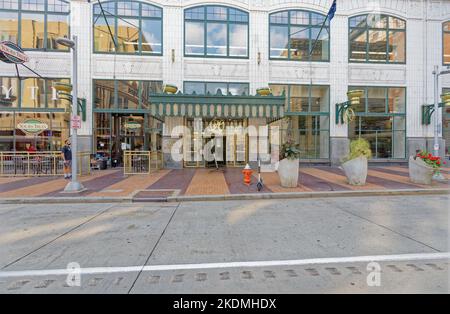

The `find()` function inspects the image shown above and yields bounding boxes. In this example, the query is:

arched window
[0,0,70,51]
[184,5,249,58]
[93,0,162,54]
[269,10,330,61]
[349,14,406,63]
[443,21,450,65]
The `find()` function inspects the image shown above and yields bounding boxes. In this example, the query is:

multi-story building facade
[1,0,449,168]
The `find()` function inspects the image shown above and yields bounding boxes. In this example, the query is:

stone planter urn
[409,156,435,185]
[342,156,368,186]
[277,158,299,188]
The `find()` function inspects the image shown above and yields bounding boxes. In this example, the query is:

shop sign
[0,41,29,64]
[124,121,141,130]
[17,119,49,134]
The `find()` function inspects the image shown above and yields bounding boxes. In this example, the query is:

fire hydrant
[242,164,253,186]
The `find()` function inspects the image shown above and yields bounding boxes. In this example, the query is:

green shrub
[344,139,372,162]
[280,139,301,160]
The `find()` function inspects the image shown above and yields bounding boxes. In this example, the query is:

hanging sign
[17,119,48,135]
[0,41,29,64]
[124,121,142,130]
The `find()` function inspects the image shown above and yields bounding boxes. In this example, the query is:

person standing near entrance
[61,139,72,179]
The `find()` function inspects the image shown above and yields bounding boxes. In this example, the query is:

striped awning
[149,92,285,119]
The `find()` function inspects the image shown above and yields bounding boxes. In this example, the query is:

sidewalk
[0,166,448,203]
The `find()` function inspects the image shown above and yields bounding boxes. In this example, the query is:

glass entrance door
[111,114,145,165]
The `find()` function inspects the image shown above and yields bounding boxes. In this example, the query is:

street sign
[71,115,82,129]
[0,41,29,64]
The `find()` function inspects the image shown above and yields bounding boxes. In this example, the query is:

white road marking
[0,252,449,278]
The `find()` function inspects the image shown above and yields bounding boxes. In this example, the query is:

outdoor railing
[123,151,163,175]
[0,151,91,177]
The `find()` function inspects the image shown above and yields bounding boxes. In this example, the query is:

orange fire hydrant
[242,164,253,186]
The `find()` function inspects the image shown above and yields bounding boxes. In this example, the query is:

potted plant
[256,87,272,96]
[277,119,301,188]
[341,138,372,185]
[409,150,445,185]
[163,84,178,94]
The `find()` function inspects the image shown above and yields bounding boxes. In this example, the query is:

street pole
[64,35,84,192]
[433,65,440,158]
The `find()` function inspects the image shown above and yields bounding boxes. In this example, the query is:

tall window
[184,6,249,58]
[444,22,450,65]
[94,0,162,54]
[270,84,330,159]
[94,79,163,109]
[349,14,406,63]
[348,86,406,159]
[269,10,330,61]
[0,0,70,51]
[0,76,69,109]
[184,82,249,96]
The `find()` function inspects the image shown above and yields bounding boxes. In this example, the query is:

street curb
[0,197,133,204]
[166,188,450,203]
[0,188,448,204]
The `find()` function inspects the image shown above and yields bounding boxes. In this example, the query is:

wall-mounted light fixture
[257,52,261,65]
[171,49,175,63]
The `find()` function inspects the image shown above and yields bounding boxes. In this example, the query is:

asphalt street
[0,195,448,293]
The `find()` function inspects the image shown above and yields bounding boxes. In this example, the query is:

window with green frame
[443,22,450,65]
[94,79,163,110]
[349,14,406,63]
[184,82,249,96]
[443,87,450,156]
[270,84,330,159]
[0,76,70,109]
[93,0,162,54]
[184,5,249,58]
[269,10,330,61]
[348,86,406,159]
[0,0,70,51]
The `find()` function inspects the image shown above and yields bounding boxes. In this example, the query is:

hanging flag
[327,0,337,21]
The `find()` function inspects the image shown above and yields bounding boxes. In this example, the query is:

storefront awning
[149,91,285,119]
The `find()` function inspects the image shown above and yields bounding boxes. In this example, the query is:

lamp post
[56,36,84,192]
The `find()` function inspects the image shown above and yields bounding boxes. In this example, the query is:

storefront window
[269,10,330,61]
[94,79,163,109]
[0,111,69,151]
[117,80,139,109]
[94,0,162,55]
[185,6,249,58]
[349,14,406,63]
[270,84,330,159]
[0,0,69,51]
[46,78,70,109]
[348,86,406,159]
[184,82,249,96]
[444,22,450,65]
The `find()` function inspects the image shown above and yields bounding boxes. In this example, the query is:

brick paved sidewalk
[0,166,448,201]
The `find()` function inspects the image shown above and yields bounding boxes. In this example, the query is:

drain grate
[133,190,178,202]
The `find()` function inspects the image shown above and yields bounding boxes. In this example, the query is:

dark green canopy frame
[148,90,286,119]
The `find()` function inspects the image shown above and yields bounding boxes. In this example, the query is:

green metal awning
[149,91,285,119]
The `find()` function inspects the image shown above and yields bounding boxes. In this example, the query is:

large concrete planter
[342,156,368,186]
[409,156,434,185]
[278,158,299,188]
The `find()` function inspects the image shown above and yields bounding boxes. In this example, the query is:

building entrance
[183,118,247,168]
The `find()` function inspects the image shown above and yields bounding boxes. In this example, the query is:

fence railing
[0,151,91,177]
[123,151,163,175]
